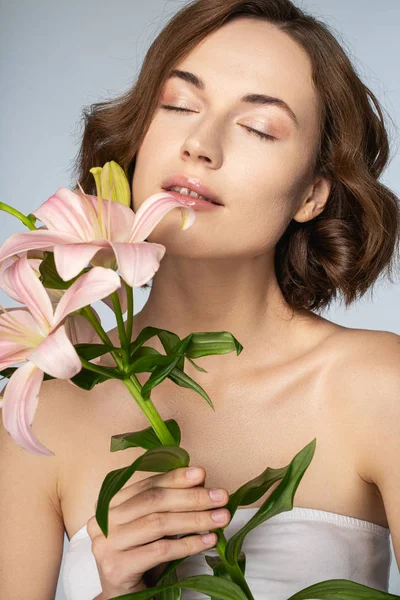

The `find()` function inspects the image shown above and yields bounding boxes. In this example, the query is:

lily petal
[53,266,121,326]
[1,361,53,455]
[64,313,100,345]
[2,255,54,333]
[0,256,43,302]
[33,187,99,240]
[0,229,80,264]
[0,256,20,300]
[83,194,136,241]
[27,324,82,379]
[64,312,103,365]
[0,350,29,370]
[109,240,165,287]
[0,308,44,369]
[128,192,196,243]
[53,242,105,281]
[106,201,136,242]
[102,278,128,314]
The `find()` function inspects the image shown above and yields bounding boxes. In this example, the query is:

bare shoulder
[325,326,400,481]
[329,326,400,383]
[328,326,400,368]
[10,377,84,516]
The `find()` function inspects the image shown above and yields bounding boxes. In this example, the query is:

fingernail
[209,489,225,501]
[211,509,229,522]
[186,467,202,479]
[201,533,216,544]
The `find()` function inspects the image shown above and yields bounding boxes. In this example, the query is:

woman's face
[132,17,328,259]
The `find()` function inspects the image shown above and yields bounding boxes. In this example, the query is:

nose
[180,125,222,168]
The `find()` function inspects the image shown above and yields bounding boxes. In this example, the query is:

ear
[293,177,332,223]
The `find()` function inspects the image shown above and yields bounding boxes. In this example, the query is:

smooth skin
[1,17,399,600]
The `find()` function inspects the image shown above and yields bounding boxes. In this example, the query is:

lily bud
[89,161,131,207]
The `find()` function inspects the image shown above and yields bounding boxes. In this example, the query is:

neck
[131,253,318,372]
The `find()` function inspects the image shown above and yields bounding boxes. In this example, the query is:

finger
[108,466,206,509]
[114,507,231,549]
[115,531,218,575]
[111,480,229,530]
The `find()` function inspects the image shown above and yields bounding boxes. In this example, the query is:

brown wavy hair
[69,0,400,313]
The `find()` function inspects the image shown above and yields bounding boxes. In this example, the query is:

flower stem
[213,532,255,598]
[125,283,134,346]
[123,375,178,446]
[110,291,129,348]
[109,291,131,371]
[0,202,37,230]
[79,306,125,371]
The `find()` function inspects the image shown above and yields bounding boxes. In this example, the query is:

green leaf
[129,327,181,359]
[69,368,111,390]
[185,355,208,373]
[226,465,288,518]
[286,578,400,599]
[74,343,115,361]
[167,366,215,410]
[110,419,181,451]
[153,567,182,600]
[224,438,316,565]
[129,328,243,362]
[96,446,190,536]
[129,347,175,373]
[153,557,190,588]
[107,574,248,600]
[183,332,243,359]
[141,336,193,400]
[1,363,112,391]
[205,551,247,579]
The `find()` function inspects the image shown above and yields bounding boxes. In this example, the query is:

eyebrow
[167,69,300,129]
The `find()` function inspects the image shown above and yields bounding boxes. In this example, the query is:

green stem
[123,375,178,446]
[79,306,124,371]
[79,356,125,380]
[213,532,255,598]
[0,202,38,230]
[110,291,128,348]
[125,283,134,346]
[110,291,130,370]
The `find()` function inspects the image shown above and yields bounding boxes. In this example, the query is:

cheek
[130,129,162,211]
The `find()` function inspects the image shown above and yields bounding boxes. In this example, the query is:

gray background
[1,0,399,597]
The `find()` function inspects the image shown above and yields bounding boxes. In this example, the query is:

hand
[87,466,231,597]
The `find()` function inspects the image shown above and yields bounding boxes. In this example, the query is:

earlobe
[293,177,332,223]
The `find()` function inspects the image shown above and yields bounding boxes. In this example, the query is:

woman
[1,0,399,599]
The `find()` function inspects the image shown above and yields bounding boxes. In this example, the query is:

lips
[161,173,223,205]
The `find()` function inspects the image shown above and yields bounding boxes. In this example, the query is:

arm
[0,379,65,599]
[350,331,400,569]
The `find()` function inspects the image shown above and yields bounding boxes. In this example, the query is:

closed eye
[160,105,276,142]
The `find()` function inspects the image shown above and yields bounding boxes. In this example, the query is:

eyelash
[160,105,276,142]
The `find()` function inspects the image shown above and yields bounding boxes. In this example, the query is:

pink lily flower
[0,254,121,455]
[0,253,108,356]
[0,188,196,286]
[0,249,128,315]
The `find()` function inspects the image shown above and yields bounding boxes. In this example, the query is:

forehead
[173,18,320,131]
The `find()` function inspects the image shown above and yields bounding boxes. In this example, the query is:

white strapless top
[61,506,391,600]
